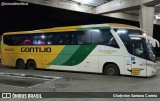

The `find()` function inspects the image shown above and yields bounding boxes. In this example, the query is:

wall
[104,12,160,25]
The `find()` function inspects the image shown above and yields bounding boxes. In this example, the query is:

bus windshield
[113,28,156,62]
[145,39,156,61]
[130,37,156,62]
[113,28,143,54]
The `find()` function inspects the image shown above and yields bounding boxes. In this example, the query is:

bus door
[130,37,147,76]
[125,56,132,76]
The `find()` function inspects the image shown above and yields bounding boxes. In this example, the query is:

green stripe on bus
[77,27,111,31]
[62,45,96,66]
[49,45,80,65]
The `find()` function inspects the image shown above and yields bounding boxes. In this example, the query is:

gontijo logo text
[21,47,51,53]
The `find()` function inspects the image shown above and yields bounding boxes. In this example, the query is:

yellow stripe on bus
[2,45,65,68]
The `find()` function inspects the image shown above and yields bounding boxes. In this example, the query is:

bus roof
[3,23,144,35]
[108,23,142,31]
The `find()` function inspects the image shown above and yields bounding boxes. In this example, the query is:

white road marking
[0,72,62,88]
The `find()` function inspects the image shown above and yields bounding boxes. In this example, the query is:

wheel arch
[16,58,25,65]
[27,59,36,63]
[102,62,120,74]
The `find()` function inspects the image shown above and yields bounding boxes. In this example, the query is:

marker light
[143,33,147,36]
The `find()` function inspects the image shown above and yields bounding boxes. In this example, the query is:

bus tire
[16,59,25,69]
[103,64,120,76]
[27,60,36,70]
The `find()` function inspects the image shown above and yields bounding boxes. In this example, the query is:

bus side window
[4,35,12,45]
[37,34,47,45]
[65,32,72,45]
[103,31,119,48]
[77,32,84,44]
[15,35,24,45]
[77,30,91,45]
[23,35,37,45]
[91,29,119,48]
[92,29,103,44]
[47,34,54,45]
[52,34,60,45]
[4,35,23,45]
[58,33,65,45]
[71,33,78,45]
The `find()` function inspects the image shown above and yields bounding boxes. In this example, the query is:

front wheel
[103,64,120,76]
[27,60,36,70]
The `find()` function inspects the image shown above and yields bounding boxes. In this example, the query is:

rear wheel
[27,60,36,70]
[104,64,120,76]
[16,60,25,69]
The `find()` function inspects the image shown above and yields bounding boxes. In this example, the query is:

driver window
[131,38,145,58]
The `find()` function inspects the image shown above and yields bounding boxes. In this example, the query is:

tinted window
[3,34,38,45]
[23,34,37,45]
[92,29,119,48]
[3,29,118,48]
[43,31,91,45]
[3,35,13,45]
[113,28,143,53]
[131,37,146,59]
[77,30,91,44]
[3,35,22,45]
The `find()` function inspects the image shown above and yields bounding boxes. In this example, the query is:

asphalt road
[0,64,160,101]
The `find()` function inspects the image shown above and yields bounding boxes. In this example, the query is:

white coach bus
[1,23,159,77]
